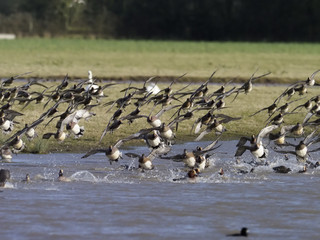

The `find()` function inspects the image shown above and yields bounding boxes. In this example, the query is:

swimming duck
[1,146,12,161]
[22,174,31,182]
[237,168,254,174]
[57,169,71,182]
[173,169,199,181]
[125,152,155,170]
[195,155,210,171]
[306,161,320,169]
[189,168,200,178]
[181,149,196,168]
[138,154,155,170]
[0,169,10,187]
[273,165,291,173]
[226,227,248,237]
[298,165,307,173]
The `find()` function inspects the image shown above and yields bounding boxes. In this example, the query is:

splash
[71,171,99,182]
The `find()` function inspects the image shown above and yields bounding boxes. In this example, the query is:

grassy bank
[1,39,320,153]
[1,81,319,154]
[0,39,320,82]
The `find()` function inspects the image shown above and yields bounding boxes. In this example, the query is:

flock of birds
[1,69,320,185]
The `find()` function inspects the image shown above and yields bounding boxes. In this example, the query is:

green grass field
[0,38,320,82]
[1,38,320,153]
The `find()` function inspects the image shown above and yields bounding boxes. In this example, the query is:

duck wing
[235,145,250,157]
[81,149,108,158]
[203,135,221,150]
[125,152,141,158]
[257,125,279,143]
[194,127,213,141]
[42,132,55,139]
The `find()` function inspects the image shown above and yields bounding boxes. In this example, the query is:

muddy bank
[10,75,298,85]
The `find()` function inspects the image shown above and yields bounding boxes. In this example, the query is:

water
[1,140,320,240]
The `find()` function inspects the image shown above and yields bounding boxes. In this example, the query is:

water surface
[1,140,319,240]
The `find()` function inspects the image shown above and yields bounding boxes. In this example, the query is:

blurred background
[1,0,320,41]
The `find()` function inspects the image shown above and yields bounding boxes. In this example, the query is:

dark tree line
[0,0,320,41]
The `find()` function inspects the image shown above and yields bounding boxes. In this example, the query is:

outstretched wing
[81,149,107,158]
[195,129,210,141]
[125,152,141,158]
[234,146,249,157]
[257,125,279,143]
[42,132,55,139]
[200,135,222,152]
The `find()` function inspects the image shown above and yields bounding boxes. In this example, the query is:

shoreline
[1,75,302,87]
